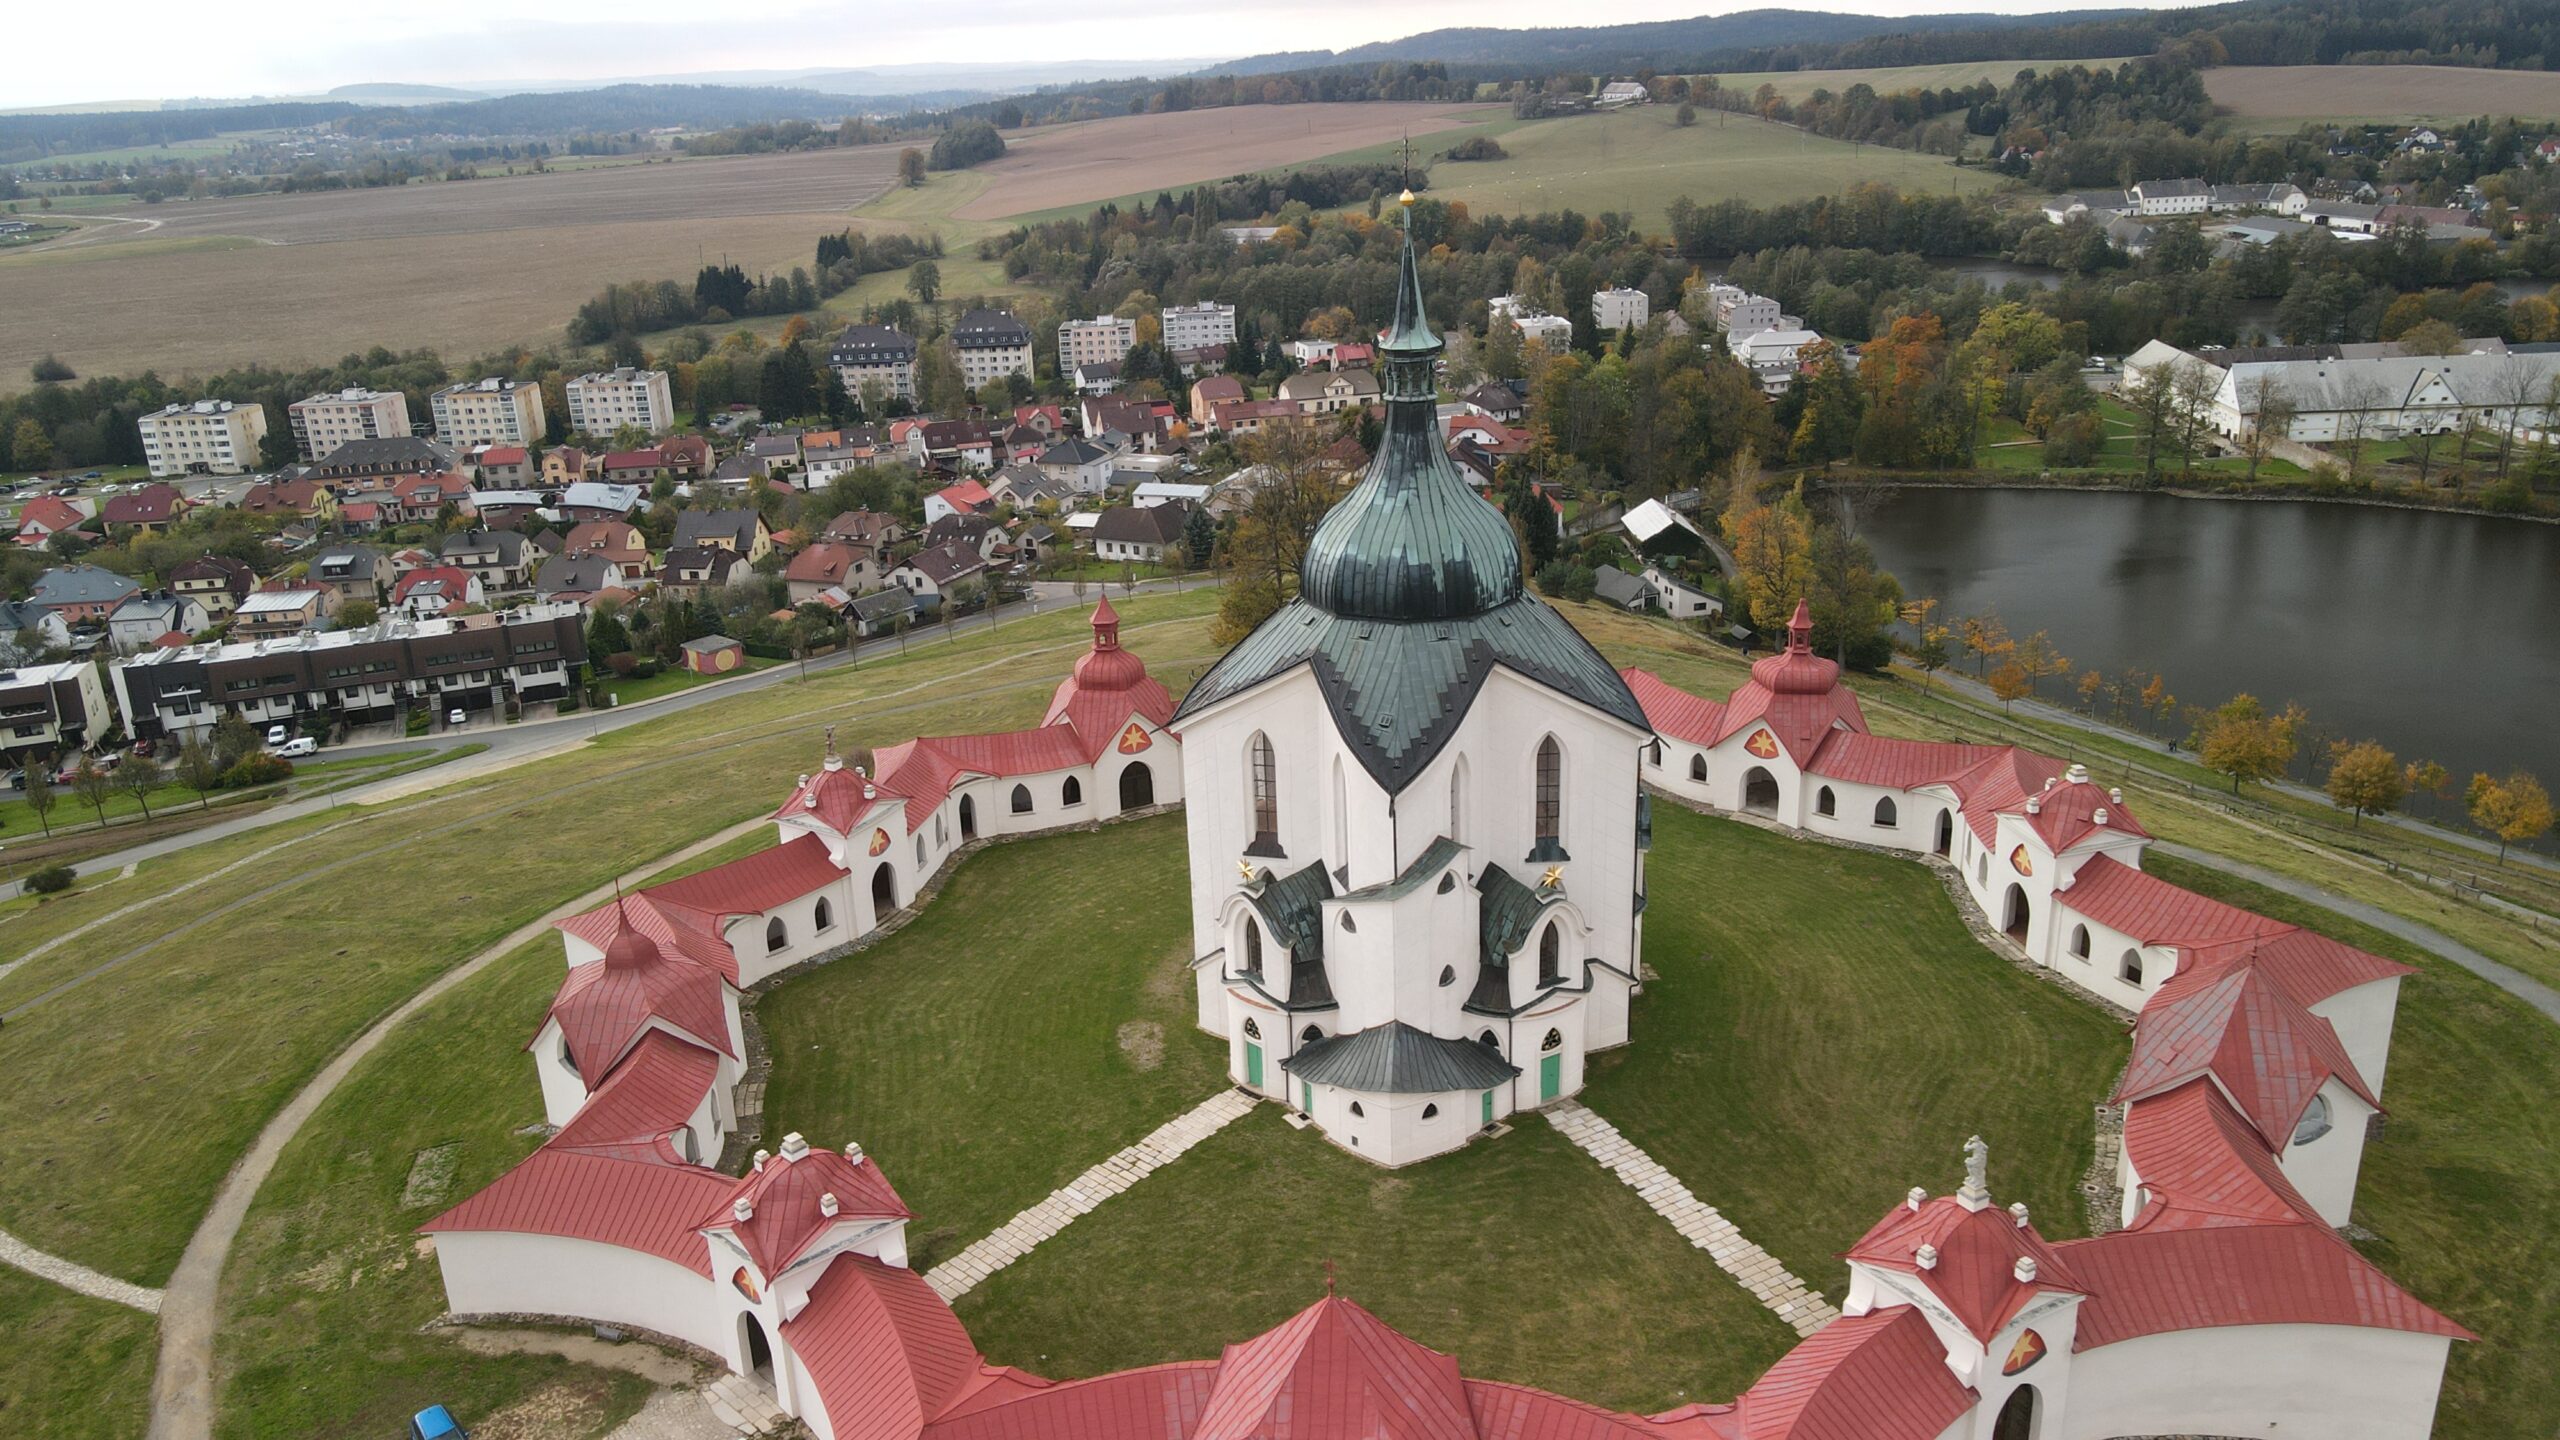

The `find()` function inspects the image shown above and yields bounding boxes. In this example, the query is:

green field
[1704,59,2144,104]
[1420,107,2003,232]
[1978,398,2310,480]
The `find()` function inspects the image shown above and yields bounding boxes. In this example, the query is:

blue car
[409,1406,467,1440]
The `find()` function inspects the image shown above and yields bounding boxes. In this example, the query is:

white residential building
[1160,301,1237,353]
[950,309,1034,387]
[285,388,411,461]
[430,378,546,449]
[829,325,918,403]
[1058,316,1136,373]
[2130,179,2211,216]
[1514,313,1574,349]
[137,399,269,479]
[1592,287,1650,332]
[1704,283,1787,336]
[564,368,674,437]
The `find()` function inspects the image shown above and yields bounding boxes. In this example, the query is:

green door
[1481,1090,1495,1127]
[1301,1080,1314,1113]
[1539,1054,1562,1102]
[1245,1041,1264,1089]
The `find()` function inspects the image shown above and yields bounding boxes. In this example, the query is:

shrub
[1442,136,1509,162]
[927,120,1005,172]
[24,864,76,895]
[2041,412,2104,467]
[629,658,662,679]
[220,752,295,789]
[604,652,643,676]
[2479,475,2536,513]
[1534,560,1598,602]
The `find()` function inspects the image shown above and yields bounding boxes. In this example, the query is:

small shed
[681,634,746,675]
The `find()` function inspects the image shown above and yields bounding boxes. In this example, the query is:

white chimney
[752,1148,770,1172]
[2026,797,2042,814]
[779,1132,810,1161]
[2065,763,2090,785]
[845,1141,866,1165]
[2093,808,2109,826]
[2109,787,2124,804]
[1906,1186,1926,1212]
[2010,1201,2031,1229]
[2014,1256,2038,1283]
[819,1192,840,1218]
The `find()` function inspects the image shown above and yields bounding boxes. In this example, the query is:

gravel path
[0,1226,162,1313]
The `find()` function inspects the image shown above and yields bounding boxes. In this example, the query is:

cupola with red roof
[1192,1293,1476,1440]
[1749,599,1841,696]
[540,904,736,1090]
[702,1131,914,1283]
[1066,594,1149,692]
[1843,1137,2090,1375]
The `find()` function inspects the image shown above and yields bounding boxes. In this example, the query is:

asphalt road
[9,577,1211,895]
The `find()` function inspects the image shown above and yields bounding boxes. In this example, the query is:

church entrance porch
[959,793,977,840]
[1742,767,1779,815]
[1992,1384,2040,1440]
[871,863,898,918]
[739,1311,774,1381]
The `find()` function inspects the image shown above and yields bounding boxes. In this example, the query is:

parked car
[265,724,289,746]
[408,1406,467,1440]
[274,737,318,758]
[79,470,102,480]
[447,708,466,727]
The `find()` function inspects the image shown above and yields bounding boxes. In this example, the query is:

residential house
[14,494,92,549]
[747,433,805,476]
[239,478,334,521]
[848,587,919,637]
[1170,344,1230,379]
[1189,375,1247,421]
[287,387,413,461]
[430,377,545,449]
[1514,313,1574,349]
[883,540,989,602]
[1072,360,1123,395]
[309,436,464,496]
[907,420,998,473]
[950,308,1035,386]
[474,445,535,487]
[1593,287,1650,331]
[1728,326,1823,394]
[470,491,549,530]
[559,481,645,522]
[1090,500,1193,564]
[170,554,256,620]
[987,464,1076,512]
[28,565,141,625]
[541,448,593,487]
[1079,395,1173,451]
[803,432,887,487]
[98,482,188,536]
[1621,498,1710,556]
[1277,368,1379,416]
[1209,397,1299,440]
[137,399,268,479]
[442,529,539,593]
[1644,564,1721,621]
[783,542,870,605]
[924,480,996,525]
[1461,380,1527,422]
[390,565,485,618]
[311,545,393,606]
[232,586,331,639]
[1131,481,1210,509]
[1596,80,1649,107]
[1703,283,1789,336]
[1035,435,1121,495]
[387,470,477,525]
[829,324,919,403]
[0,659,111,760]
[657,546,744,596]
[535,553,627,604]
[106,591,211,651]
[562,520,650,572]
[923,513,1004,560]
[820,510,906,547]
[1013,403,1066,439]
[670,508,772,562]
[0,600,74,656]
[1287,338,1337,366]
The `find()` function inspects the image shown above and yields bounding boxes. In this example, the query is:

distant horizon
[14,0,2206,112]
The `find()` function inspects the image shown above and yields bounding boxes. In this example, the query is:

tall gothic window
[1248,733,1281,855]
[1538,923,1562,985]
[1242,917,1264,976]
[1530,736,1565,860]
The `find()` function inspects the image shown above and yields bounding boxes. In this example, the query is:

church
[1173,201,1653,1166]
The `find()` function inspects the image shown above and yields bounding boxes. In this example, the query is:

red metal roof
[1470,1382,1724,1440]
[1194,1296,1477,1440]
[867,727,1092,833]
[2119,1079,2321,1230]
[420,1146,732,1275]
[2060,1223,2473,1349]
[1726,1308,1976,1440]
[539,921,735,1089]
[391,564,473,606]
[1843,1197,2088,1343]
[700,1139,912,1278]
[782,1254,988,1440]
[2113,960,2378,1149]
[549,1028,722,1164]
[1933,748,2067,848]
[1801,733,2003,789]
[1621,668,1729,748]
[928,1363,1220,1440]
[2059,855,2285,948]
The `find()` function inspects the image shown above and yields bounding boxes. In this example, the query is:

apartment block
[286,387,413,460]
[137,399,269,479]
[1592,287,1650,332]
[830,325,919,403]
[1059,316,1137,373]
[951,308,1035,387]
[430,377,546,449]
[1160,301,1237,353]
[564,367,675,437]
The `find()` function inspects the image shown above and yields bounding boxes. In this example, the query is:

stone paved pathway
[701,1374,789,1436]
[0,1225,163,1314]
[1544,1101,1837,1337]
[925,1089,1258,1301]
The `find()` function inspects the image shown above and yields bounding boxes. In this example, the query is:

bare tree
[2326,371,2393,484]
[2170,359,2224,481]
[2486,356,2547,479]
[2239,375,2295,483]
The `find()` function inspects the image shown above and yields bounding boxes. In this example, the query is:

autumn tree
[1719,475,1817,633]
[1988,661,2033,713]
[897,148,926,186]
[2193,693,2302,794]
[2015,630,2071,696]
[1958,612,2013,678]
[1903,597,1949,686]
[70,757,114,824]
[2238,375,2294,484]
[907,259,941,304]
[1210,425,1339,646]
[113,754,166,820]
[2466,770,2555,863]
[1788,343,1859,468]
[174,735,223,809]
[2323,740,2405,826]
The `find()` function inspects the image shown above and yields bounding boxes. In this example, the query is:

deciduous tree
[2324,740,2405,826]
[175,736,222,809]
[70,758,114,824]
[2467,770,2554,863]
[1988,661,2033,713]
[113,754,165,820]
[2193,693,2301,793]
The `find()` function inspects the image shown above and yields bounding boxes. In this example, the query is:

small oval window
[2292,1092,2334,1147]
[1438,965,1456,987]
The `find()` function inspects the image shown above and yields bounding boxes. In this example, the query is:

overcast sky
[15,0,2195,110]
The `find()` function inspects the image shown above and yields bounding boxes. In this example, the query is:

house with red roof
[13,493,92,548]
[98,482,187,534]
[389,564,485,618]
[923,479,995,526]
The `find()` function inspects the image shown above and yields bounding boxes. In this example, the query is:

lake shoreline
[1845,470,2560,526]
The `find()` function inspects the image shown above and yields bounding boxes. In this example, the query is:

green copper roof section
[1378,193,1443,364]
[1245,860,1336,1009]
[1469,862,1557,1014]
[1341,834,1467,902]
[1281,1020,1519,1094]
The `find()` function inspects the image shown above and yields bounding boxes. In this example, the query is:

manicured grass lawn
[1585,805,2128,1292]
[0,1267,154,1440]
[1419,107,2002,233]
[2141,854,2554,1440]
[0,589,1225,1292]
[958,1107,1800,1411]
[603,655,776,707]
[214,938,658,1440]
[756,813,1228,1260]
[1978,401,2307,481]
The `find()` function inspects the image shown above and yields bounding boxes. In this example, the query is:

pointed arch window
[1529,736,1567,862]
[1010,783,1033,814]
[1246,733,1282,856]
[1242,917,1264,976]
[1538,923,1563,986]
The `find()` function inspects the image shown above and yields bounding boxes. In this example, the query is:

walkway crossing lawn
[1584,805,2130,1293]
[754,813,1228,1262]
[0,1267,153,1440]
[1979,402,2308,480]
[955,1107,1800,1412]
[0,591,1220,1292]
[2142,856,2554,1440]
[213,938,655,1440]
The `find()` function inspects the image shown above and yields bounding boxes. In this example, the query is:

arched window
[2068,924,2091,959]
[1338,911,1358,933]
[1478,1030,1502,1051]
[1815,786,1836,817]
[1301,1025,1324,1043]
[1438,964,1456,987]
[1647,740,1663,768]
[1448,756,1468,846]
[2119,950,2145,986]
[1062,775,1082,806]
[1242,1016,1262,1039]
[1874,796,1898,828]
[1242,917,1264,976]
[814,897,835,932]
[1532,736,1563,857]
[1977,855,1989,886]
[1009,783,1033,814]
[1538,923,1562,985]
[1688,754,1706,782]
[1541,1027,1564,1052]
[765,916,787,953]
[1248,733,1280,853]
[915,835,926,868]
[1349,1101,1365,1118]
[1436,873,1457,895]
[2291,1092,2334,1146]
[1422,1103,1440,1120]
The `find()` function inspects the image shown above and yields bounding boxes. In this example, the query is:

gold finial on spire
[1399,188,1415,208]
